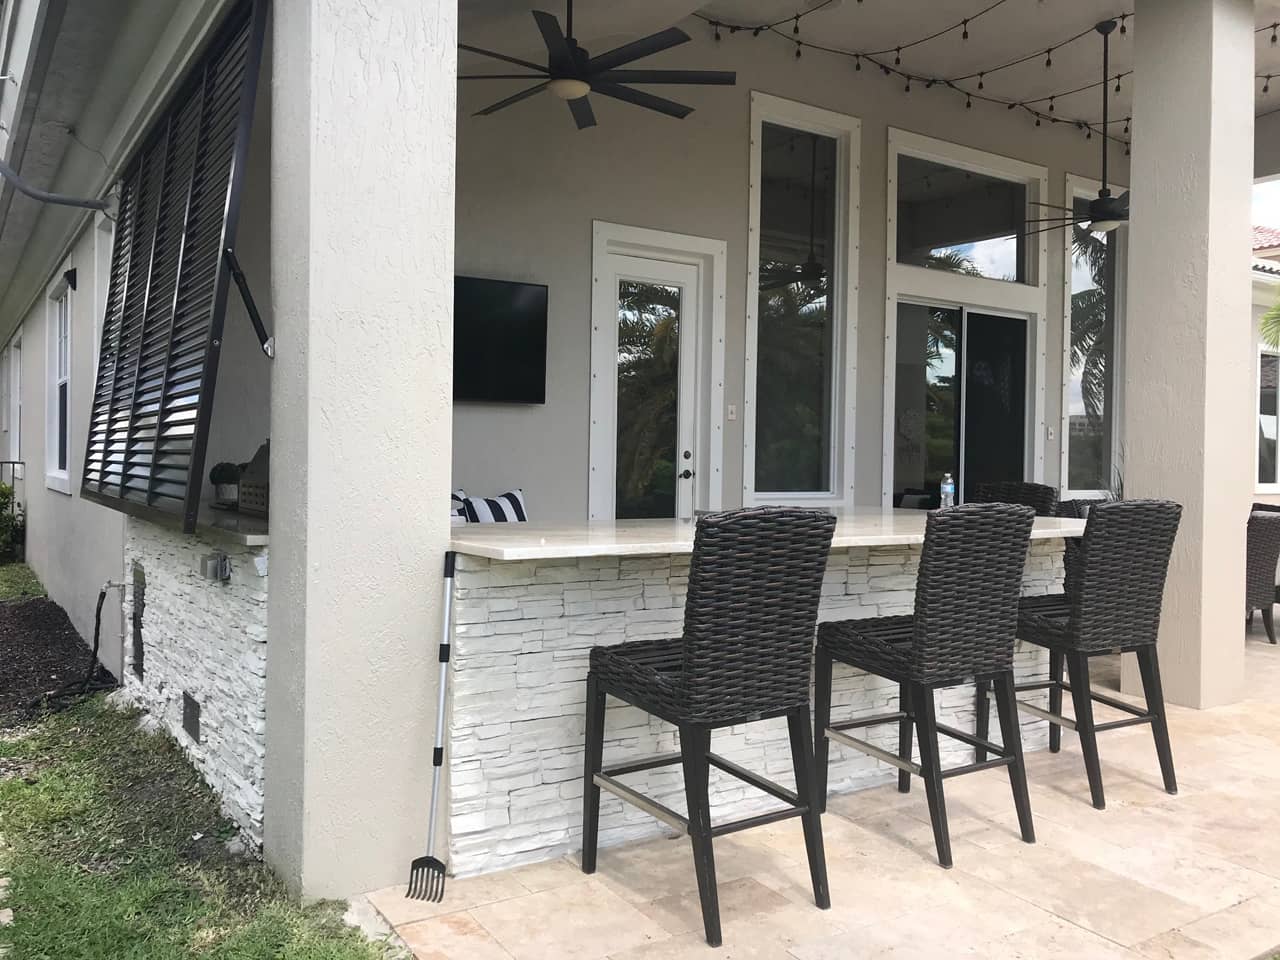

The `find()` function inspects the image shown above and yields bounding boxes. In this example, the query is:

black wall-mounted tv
[453,275,548,404]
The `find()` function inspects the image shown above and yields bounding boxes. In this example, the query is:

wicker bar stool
[1246,510,1280,643]
[969,483,1059,759]
[813,503,1037,869]
[969,480,1060,518]
[1010,499,1182,810]
[580,507,836,948]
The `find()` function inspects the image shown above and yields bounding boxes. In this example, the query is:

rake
[407,551,457,902]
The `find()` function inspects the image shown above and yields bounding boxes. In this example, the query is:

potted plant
[209,462,241,507]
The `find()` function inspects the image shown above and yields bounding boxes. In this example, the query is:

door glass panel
[962,313,1027,501]
[893,302,961,509]
[1261,354,1279,485]
[896,155,1028,284]
[616,279,681,519]
[1067,203,1116,491]
[755,122,838,492]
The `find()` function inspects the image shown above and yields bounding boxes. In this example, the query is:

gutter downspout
[0,155,107,210]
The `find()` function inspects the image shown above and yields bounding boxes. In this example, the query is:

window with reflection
[1066,198,1120,492]
[896,155,1028,284]
[1261,353,1279,486]
[755,122,838,492]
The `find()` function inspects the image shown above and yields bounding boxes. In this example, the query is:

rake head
[406,854,447,902]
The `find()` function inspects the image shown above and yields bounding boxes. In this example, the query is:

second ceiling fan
[460,0,737,129]
[1027,19,1130,237]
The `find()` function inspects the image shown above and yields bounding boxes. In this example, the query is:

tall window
[1260,351,1279,487]
[1064,192,1122,494]
[46,283,70,492]
[755,123,838,492]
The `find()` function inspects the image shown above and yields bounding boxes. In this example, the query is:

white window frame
[882,128,1050,506]
[93,211,115,379]
[7,333,20,469]
[1258,345,1280,495]
[1061,173,1128,500]
[45,270,71,494]
[743,92,860,508]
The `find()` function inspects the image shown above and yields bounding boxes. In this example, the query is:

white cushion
[462,489,528,523]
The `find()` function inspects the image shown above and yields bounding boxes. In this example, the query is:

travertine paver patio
[362,628,1280,960]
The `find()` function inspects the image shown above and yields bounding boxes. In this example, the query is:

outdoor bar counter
[444,509,1084,876]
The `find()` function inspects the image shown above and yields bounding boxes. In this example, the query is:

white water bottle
[940,473,955,509]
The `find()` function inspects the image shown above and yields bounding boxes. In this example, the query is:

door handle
[679,469,694,480]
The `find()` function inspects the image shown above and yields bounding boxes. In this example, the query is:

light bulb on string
[793,15,800,35]
[962,19,969,40]
[1045,48,1053,68]
[966,94,972,109]
[895,47,901,65]
[978,73,985,90]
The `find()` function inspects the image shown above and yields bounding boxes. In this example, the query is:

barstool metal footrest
[941,757,1015,779]
[1016,699,1078,729]
[829,711,908,732]
[826,726,922,775]
[934,722,1005,757]
[596,752,811,837]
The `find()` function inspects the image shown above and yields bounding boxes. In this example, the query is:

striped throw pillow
[462,489,528,523]
[451,489,467,518]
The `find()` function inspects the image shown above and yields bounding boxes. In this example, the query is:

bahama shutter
[81,0,267,533]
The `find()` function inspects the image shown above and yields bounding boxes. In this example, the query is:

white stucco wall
[451,23,1122,522]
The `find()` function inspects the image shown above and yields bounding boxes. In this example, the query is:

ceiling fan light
[548,78,591,100]
[1088,219,1123,234]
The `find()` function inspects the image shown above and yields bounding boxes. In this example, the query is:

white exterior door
[590,254,699,521]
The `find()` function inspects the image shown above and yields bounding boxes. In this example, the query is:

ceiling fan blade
[587,27,690,73]
[459,43,549,74]
[531,10,574,72]
[595,69,736,85]
[474,81,550,116]
[1028,200,1076,212]
[1026,216,1084,225]
[590,81,692,119]
[1116,190,1130,213]
[460,74,549,80]
[568,95,596,129]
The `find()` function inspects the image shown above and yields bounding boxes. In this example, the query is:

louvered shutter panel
[81,0,266,532]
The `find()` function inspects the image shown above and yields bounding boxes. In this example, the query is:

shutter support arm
[223,246,274,359]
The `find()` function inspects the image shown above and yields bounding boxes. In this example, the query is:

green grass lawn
[0,562,46,602]
[0,698,400,959]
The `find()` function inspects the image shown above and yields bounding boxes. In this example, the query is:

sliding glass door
[893,302,1028,508]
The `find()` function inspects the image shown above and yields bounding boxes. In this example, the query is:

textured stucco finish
[265,0,457,897]
[1124,0,1253,708]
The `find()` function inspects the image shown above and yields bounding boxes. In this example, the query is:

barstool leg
[581,674,606,873]
[897,682,913,794]
[1136,646,1178,795]
[973,680,990,763]
[1066,653,1106,810]
[912,683,952,868]
[679,725,721,948]
[993,671,1035,844]
[1047,651,1064,753]
[1264,606,1277,645]
[787,708,830,910]
[813,648,833,814]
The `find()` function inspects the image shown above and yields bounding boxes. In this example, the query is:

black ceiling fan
[761,133,828,292]
[1026,20,1130,238]
[459,0,736,129]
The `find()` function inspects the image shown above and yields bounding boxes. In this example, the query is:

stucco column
[264,1,456,895]
[1123,0,1252,708]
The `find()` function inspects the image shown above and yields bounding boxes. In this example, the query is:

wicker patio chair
[1009,499,1182,810]
[813,503,1037,869]
[1247,510,1280,643]
[969,480,1059,517]
[581,507,836,948]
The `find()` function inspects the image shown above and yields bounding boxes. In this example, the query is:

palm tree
[1262,298,1280,349]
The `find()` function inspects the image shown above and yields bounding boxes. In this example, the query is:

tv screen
[453,276,548,404]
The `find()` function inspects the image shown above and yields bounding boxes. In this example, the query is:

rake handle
[426,551,457,857]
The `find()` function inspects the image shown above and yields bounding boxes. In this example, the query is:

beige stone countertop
[449,508,1086,561]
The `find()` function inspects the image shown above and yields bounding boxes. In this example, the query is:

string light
[697,7,1135,154]
[714,22,720,42]
[1266,75,1273,94]
[1273,23,1278,45]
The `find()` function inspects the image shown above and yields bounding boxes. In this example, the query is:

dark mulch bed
[0,598,116,729]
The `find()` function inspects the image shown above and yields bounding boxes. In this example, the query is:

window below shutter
[81,0,267,533]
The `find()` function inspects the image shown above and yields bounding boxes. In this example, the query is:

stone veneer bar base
[118,518,270,844]
[447,540,1064,876]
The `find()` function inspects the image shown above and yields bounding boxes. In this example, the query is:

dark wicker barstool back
[910,503,1036,683]
[681,507,837,724]
[1068,499,1182,652]
[1055,499,1095,598]
[1246,511,1280,614]
[969,481,1059,517]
